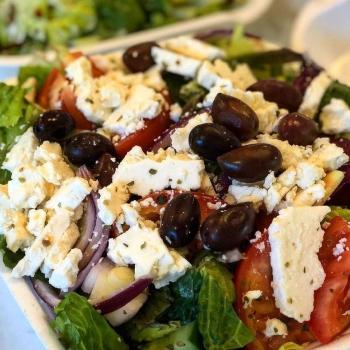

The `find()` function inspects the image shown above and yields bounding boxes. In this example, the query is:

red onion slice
[69,225,110,291]
[32,278,62,308]
[74,195,96,252]
[93,278,152,315]
[77,165,94,180]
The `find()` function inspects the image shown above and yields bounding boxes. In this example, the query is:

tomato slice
[235,228,315,350]
[309,216,350,343]
[114,109,171,157]
[60,86,95,130]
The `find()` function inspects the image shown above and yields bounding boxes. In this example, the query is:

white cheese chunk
[151,46,201,78]
[2,128,38,172]
[33,141,63,163]
[320,98,350,134]
[45,177,91,212]
[295,162,325,189]
[163,36,224,61]
[12,209,72,277]
[37,160,74,185]
[229,182,267,204]
[170,112,212,152]
[169,103,183,122]
[243,290,263,309]
[97,183,130,225]
[49,248,83,292]
[299,72,332,118]
[112,146,205,197]
[264,318,288,337]
[268,206,330,322]
[292,181,326,207]
[26,209,46,237]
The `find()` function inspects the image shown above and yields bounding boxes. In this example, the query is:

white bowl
[0,0,272,81]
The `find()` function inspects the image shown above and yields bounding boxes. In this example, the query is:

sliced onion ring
[93,277,152,315]
[31,278,62,308]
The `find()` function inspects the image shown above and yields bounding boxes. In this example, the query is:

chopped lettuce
[278,343,304,350]
[326,207,350,222]
[143,321,201,350]
[18,65,53,91]
[0,83,41,184]
[179,80,207,110]
[0,235,24,269]
[52,293,128,350]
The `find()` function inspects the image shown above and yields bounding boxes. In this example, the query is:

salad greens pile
[51,256,253,350]
[0,0,243,54]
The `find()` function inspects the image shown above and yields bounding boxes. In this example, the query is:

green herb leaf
[179,80,207,110]
[278,342,304,350]
[0,235,24,269]
[52,293,128,350]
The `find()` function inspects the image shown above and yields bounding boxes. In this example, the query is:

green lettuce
[52,293,128,350]
[0,83,41,183]
[278,342,304,350]
[18,65,53,90]
[0,235,24,269]
[326,207,350,222]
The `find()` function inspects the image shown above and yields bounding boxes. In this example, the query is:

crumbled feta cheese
[12,209,72,277]
[97,183,130,225]
[268,206,330,322]
[37,160,74,185]
[333,238,347,257]
[104,84,163,137]
[310,138,349,171]
[229,181,267,204]
[4,211,33,253]
[169,103,183,122]
[49,248,83,292]
[219,248,243,263]
[202,80,234,107]
[2,128,38,172]
[243,290,263,309]
[163,36,224,61]
[263,171,276,189]
[295,162,325,189]
[293,181,326,207]
[34,141,63,163]
[299,72,332,118]
[170,112,212,152]
[45,177,91,212]
[320,98,350,134]
[112,146,205,197]
[151,47,201,78]
[26,209,46,237]
[264,318,288,337]
[229,63,257,90]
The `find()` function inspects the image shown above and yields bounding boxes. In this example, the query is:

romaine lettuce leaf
[18,65,53,90]
[0,235,24,269]
[52,293,128,350]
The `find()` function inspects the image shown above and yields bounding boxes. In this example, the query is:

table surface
[0,1,308,349]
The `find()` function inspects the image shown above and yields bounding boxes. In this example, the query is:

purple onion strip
[30,278,62,310]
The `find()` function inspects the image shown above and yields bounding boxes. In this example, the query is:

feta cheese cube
[243,290,263,309]
[34,141,63,163]
[169,103,183,122]
[151,47,201,78]
[268,206,330,322]
[299,72,332,118]
[37,160,74,185]
[295,162,325,189]
[4,211,33,252]
[320,98,350,134]
[264,318,288,337]
[163,36,224,61]
[293,182,326,206]
[97,183,130,225]
[49,248,83,291]
[27,209,46,237]
[45,177,91,212]
[112,146,205,197]
[170,112,212,152]
[2,128,38,172]
[229,182,267,204]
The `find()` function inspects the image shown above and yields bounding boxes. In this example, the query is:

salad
[0,0,243,54]
[2,28,350,350]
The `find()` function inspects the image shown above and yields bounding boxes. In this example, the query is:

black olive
[160,193,200,248]
[92,153,118,187]
[247,79,302,112]
[33,110,75,143]
[211,93,259,141]
[189,123,240,160]
[278,112,319,146]
[200,203,256,251]
[64,132,115,166]
[217,143,282,183]
[122,41,158,73]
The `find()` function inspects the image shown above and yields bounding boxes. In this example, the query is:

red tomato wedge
[114,109,171,157]
[235,227,315,350]
[309,216,350,344]
[60,86,95,130]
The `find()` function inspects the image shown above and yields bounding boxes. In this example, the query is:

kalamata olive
[64,132,115,166]
[211,93,258,141]
[277,112,319,146]
[247,79,302,112]
[217,143,282,183]
[200,203,256,252]
[122,41,158,73]
[33,110,75,142]
[189,123,240,160]
[160,193,200,248]
[93,153,118,187]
